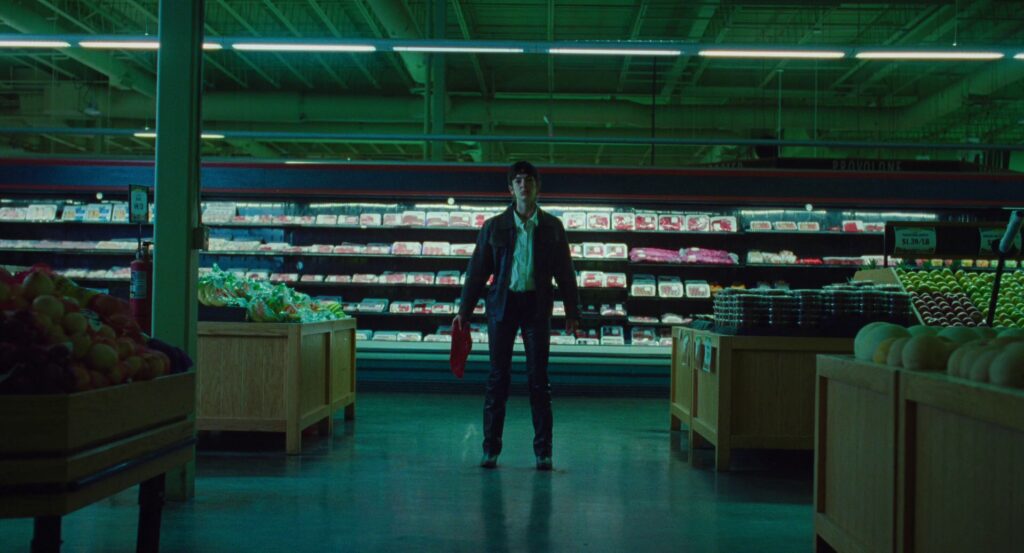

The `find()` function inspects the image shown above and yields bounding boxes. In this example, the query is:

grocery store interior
[1,1,1023,552]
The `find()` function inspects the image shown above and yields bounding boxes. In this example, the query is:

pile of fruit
[198,265,346,323]
[895,267,1024,328]
[0,266,172,394]
[955,270,1024,327]
[855,322,1024,388]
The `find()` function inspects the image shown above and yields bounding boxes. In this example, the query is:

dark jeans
[482,291,553,457]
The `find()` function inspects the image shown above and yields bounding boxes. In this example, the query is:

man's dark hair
[508,160,541,189]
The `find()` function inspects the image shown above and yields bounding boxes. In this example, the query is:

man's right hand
[452,314,466,331]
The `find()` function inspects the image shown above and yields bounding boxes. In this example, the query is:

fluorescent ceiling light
[133,132,157,138]
[202,43,223,51]
[699,49,844,59]
[133,132,225,139]
[233,43,376,52]
[0,40,71,48]
[548,48,680,56]
[393,46,523,54]
[201,134,225,139]
[81,40,159,50]
[856,51,1004,60]
[1015,53,1024,59]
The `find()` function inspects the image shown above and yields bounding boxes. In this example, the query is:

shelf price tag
[129,185,149,224]
[893,227,936,255]
[979,227,1021,256]
[702,337,714,373]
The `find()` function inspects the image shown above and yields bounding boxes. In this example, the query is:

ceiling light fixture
[548,48,680,56]
[699,49,845,59]
[1015,53,1024,60]
[856,51,1004,60]
[0,40,70,48]
[80,40,159,50]
[232,43,376,52]
[393,46,524,54]
[133,132,225,139]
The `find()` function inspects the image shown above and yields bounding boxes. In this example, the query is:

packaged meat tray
[570,244,584,258]
[359,299,389,313]
[600,329,625,346]
[658,276,684,298]
[864,223,885,233]
[84,204,113,222]
[685,215,710,232]
[658,214,682,232]
[635,212,657,231]
[383,272,407,284]
[412,300,434,314]
[360,213,382,227]
[710,216,737,232]
[397,331,423,342]
[561,212,586,230]
[258,242,290,252]
[685,280,711,298]
[325,275,352,283]
[628,315,660,324]
[631,275,657,297]
[422,242,450,256]
[390,301,413,314]
[430,302,454,314]
[583,243,606,259]
[437,271,460,286]
[315,214,338,226]
[0,207,27,221]
[449,212,472,227]
[581,271,606,288]
[247,271,270,281]
[587,212,611,230]
[842,220,864,232]
[473,301,486,315]
[300,274,325,282]
[391,241,422,256]
[612,212,635,231]
[797,221,820,232]
[631,327,657,345]
[749,220,773,231]
[552,301,566,317]
[473,213,489,228]
[272,273,299,283]
[426,212,449,227]
[605,273,627,288]
[424,334,451,343]
[27,204,58,221]
[273,215,295,225]
[382,213,401,227]
[355,330,373,341]
[401,211,426,227]
[309,244,334,254]
[773,221,798,231]
[365,243,392,255]
[576,337,600,346]
[334,243,365,255]
[551,334,576,345]
[353,273,379,284]
[604,243,628,259]
[337,215,358,226]
[450,243,475,256]
[661,313,686,324]
[600,304,626,317]
[410,272,436,285]
[372,331,399,342]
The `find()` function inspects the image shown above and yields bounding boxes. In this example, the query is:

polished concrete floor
[1,393,814,552]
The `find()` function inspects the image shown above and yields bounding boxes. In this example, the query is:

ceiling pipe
[359,0,429,86]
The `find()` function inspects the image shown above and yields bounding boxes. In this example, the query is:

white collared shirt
[509,208,538,292]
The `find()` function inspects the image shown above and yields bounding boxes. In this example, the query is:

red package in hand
[450,321,472,378]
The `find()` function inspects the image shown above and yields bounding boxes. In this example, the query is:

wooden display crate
[0,372,196,518]
[197,318,356,454]
[687,330,852,471]
[669,327,695,431]
[897,371,1024,553]
[815,356,899,553]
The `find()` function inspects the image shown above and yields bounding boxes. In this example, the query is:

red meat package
[449,213,472,227]
[422,242,450,256]
[315,214,338,226]
[604,243,628,259]
[450,243,476,256]
[325,274,352,283]
[383,272,407,284]
[437,271,460,286]
[430,302,454,314]
[273,215,294,224]
[353,273,379,283]
[360,213,382,227]
[570,244,583,258]
[684,280,711,298]
[581,271,606,288]
[410,272,436,285]
[659,214,682,232]
[842,220,864,232]
[366,243,392,255]
[402,211,426,227]
[612,212,635,231]
[587,212,611,230]
[562,212,586,230]
[583,243,605,259]
[300,274,324,282]
[310,244,334,254]
[773,221,798,231]
[798,222,820,232]
[657,276,683,298]
[390,301,413,314]
[685,215,710,232]
[750,220,773,231]
[710,216,737,232]
[338,215,358,226]
[334,243,365,255]
[426,212,449,227]
[391,241,422,256]
[605,273,627,288]
[473,213,489,228]
[382,213,401,227]
[635,212,657,231]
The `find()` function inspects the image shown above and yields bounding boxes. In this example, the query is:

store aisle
[0,393,813,552]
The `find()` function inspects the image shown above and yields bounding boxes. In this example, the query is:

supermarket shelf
[0,219,145,226]
[353,312,628,321]
[357,340,669,358]
[0,248,136,256]
[746,230,883,236]
[200,250,472,259]
[627,296,712,301]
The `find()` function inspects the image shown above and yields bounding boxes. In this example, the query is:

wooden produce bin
[687,330,852,471]
[670,327,696,431]
[897,371,1024,553]
[0,373,196,547]
[197,318,356,454]
[815,356,899,553]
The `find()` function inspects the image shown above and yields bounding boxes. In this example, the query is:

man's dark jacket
[459,205,581,322]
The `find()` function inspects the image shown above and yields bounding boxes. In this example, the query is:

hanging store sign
[129,184,149,224]
[893,227,936,255]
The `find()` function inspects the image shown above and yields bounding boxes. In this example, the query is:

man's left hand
[565,318,580,335]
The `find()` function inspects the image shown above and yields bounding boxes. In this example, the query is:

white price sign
[893,227,936,254]
[129,185,148,223]
[979,227,1021,255]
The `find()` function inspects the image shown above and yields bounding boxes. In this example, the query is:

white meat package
[353,273,379,284]
[749,220,773,231]
[451,243,476,256]
[325,275,352,283]
[449,212,472,227]
[600,304,626,317]
[397,331,423,342]
[635,212,657,231]
[605,273,627,288]
[372,331,398,342]
[631,275,657,297]
[382,213,401,227]
[430,302,454,314]
[422,241,450,256]
[383,272,407,284]
[658,214,682,232]
[426,212,449,227]
[600,325,625,346]
[562,212,587,230]
[631,327,657,345]
[315,214,338,226]
[685,214,710,232]
[773,221,798,231]
[581,271,606,288]
[334,243,365,255]
[309,244,334,254]
[587,212,611,230]
[355,330,373,341]
[364,243,390,255]
[551,334,576,345]
[391,241,422,256]
[583,243,605,259]
[662,313,686,324]
[437,271,460,286]
[684,280,711,298]
[612,212,635,231]
[401,210,426,227]
[798,221,821,232]
[410,272,435,285]
[604,243,628,259]
[300,274,324,282]
[360,213,382,227]
[424,334,452,343]
[569,244,583,258]
[338,215,358,226]
[710,216,737,232]
[390,302,413,314]
[552,301,566,317]
[658,276,684,298]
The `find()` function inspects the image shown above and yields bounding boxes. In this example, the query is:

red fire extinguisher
[130,241,153,334]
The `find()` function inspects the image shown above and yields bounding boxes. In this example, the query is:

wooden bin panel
[671,328,694,423]
[815,356,897,553]
[197,334,288,421]
[692,333,721,434]
[330,328,355,406]
[299,331,328,418]
[730,350,817,445]
[900,373,1024,553]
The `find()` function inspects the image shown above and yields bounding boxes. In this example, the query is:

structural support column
[154,0,204,500]
[426,0,446,161]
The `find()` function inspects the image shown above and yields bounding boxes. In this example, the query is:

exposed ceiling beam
[358,0,428,86]
[902,61,1024,131]
[659,2,718,102]
[305,0,381,89]
[615,0,650,94]
[450,0,488,96]
[214,0,314,89]
[755,8,835,90]
[260,0,348,90]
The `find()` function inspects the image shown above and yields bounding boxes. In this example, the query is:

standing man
[454,160,581,471]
